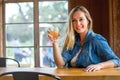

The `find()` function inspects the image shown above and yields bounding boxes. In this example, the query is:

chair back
[0,57,20,67]
[0,71,61,80]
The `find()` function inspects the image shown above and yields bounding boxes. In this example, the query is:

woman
[48,6,120,72]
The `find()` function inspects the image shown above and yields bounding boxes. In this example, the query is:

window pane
[6,48,34,67]
[5,2,34,67]
[5,2,33,23]
[39,1,68,22]
[6,24,34,46]
[40,47,55,67]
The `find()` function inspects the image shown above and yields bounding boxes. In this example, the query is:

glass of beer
[48,27,60,39]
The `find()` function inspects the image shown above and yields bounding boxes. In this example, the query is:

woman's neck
[79,29,88,45]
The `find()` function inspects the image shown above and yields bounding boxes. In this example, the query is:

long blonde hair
[62,6,93,51]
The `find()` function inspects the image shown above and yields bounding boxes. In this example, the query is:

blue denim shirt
[62,29,120,68]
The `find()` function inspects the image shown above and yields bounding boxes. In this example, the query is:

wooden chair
[0,57,20,67]
[0,71,61,80]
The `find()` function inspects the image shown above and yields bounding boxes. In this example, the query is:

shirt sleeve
[92,34,120,67]
[61,49,72,65]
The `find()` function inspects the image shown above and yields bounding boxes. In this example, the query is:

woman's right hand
[48,28,60,43]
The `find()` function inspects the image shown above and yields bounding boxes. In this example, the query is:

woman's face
[72,11,88,34]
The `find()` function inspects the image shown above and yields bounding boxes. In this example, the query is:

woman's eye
[72,20,75,22]
[80,18,83,21]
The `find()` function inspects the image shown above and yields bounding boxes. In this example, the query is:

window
[4,0,68,67]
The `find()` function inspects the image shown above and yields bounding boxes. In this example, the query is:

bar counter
[0,67,120,80]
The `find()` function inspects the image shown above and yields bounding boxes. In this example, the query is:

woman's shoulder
[91,32,107,41]
[85,30,107,43]
[88,32,110,49]
[89,32,108,45]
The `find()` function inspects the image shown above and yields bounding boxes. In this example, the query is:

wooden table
[0,67,120,80]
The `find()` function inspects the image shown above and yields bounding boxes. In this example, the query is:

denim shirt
[62,29,120,68]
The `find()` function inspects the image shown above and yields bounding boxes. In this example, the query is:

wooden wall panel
[118,0,120,55]
[112,0,120,57]
[68,0,90,12]
[90,0,109,42]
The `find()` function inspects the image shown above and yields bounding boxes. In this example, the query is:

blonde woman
[48,6,120,72]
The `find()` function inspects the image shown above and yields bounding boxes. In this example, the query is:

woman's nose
[76,21,81,26]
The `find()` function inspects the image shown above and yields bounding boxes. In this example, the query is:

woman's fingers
[48,30,60,39]
[48,28,53,33]
[48,34,53,40]
[85,64,101,72]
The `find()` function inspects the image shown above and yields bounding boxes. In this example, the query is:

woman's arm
[53,42,65,68]
[85,60,115,72]
[85,34,119,72]
[48,29,65,68]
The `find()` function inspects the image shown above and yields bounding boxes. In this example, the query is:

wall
[111,0,120,57]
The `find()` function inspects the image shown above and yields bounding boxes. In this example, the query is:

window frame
[2,0,68,67]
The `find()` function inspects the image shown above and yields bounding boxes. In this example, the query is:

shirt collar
[75,29,95,44]
[84,29,95,43]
